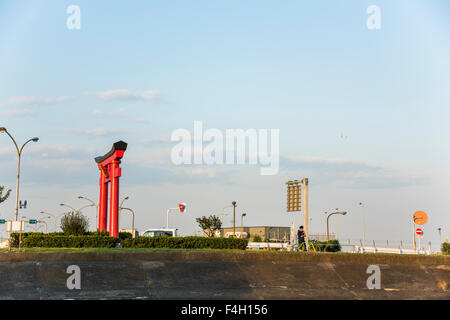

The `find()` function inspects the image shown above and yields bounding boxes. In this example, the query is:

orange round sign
[413,211,428,225]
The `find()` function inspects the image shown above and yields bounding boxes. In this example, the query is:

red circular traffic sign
[416,228,423,235]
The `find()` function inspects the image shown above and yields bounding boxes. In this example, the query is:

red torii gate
[95,141,127,237]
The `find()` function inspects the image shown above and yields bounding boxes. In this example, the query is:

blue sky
[0,1,449,249]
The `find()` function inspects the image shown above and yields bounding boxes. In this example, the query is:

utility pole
[359,202,366,245]
[302,178,309,248]
[232,201,237,238]
[438,228,442,252]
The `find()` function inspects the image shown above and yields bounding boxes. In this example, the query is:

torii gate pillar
[95,141,127,238]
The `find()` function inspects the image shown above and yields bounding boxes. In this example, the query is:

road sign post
[166,203,187,229]
[412,211,428,252]
[416,228,424,253]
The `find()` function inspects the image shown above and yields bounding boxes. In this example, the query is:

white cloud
[94,89,159,102]
[91,107,126,117]
[140,136,173,146]
[70,128,126,137]
[0,144,95,158]
[0,108,36,117]
[0,96,72,107]
[281,155,424,189]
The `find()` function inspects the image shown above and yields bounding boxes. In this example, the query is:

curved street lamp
[120,207,135,238]
[326,211,347,241]
[119,196,129,232]
[0,127,39,221]
[40,211,65,232]
[59,203,77,214]
[60,203,94,215]
[78,196,98,228]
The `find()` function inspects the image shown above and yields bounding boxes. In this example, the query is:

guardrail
[353,246,431,255]
[247,242,433,255]
[247,242,291,250]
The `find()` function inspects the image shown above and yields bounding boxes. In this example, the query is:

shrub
[21,235,120,248]
[196,215,222,237]
[9,232,119,248]
[119,232,132,240]
[9,232,41,247]
[311,240,341,252]
[123,236,248,250]
[252,234,263,242]
[61,213,89,236]
[442,242,449,254]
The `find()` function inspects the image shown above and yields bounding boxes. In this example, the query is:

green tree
[60,212,89,236]
[196,215,222,237]
[0,186,11,205]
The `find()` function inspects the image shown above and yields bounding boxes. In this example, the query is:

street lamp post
[60,203,77,214]
[120,207,135,238]
[60,203,94,215]
[232,201,237,238]
[438,228,442,253]
[326,211,347,241]
[359,202,366,245]
[40,211,64,232]
[241,213,246,227]
[119,196,131,235]
[78,196,98,229]
[38,220,47,234]
[0,127,39,222]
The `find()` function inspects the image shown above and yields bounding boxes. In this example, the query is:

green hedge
[123,236,248,250]
[10,233,120,248]
[9,232,43,247]
[442,242,449,254]
[23,235,119,248]
[310,240,341,252]
[118,232,132,240]
[9,233,247,250]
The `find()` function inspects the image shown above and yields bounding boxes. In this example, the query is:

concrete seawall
[0,251,448,299]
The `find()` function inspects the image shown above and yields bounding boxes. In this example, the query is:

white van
[141,228,178,237]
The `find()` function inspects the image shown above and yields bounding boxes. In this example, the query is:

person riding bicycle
[297,226,306,251]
